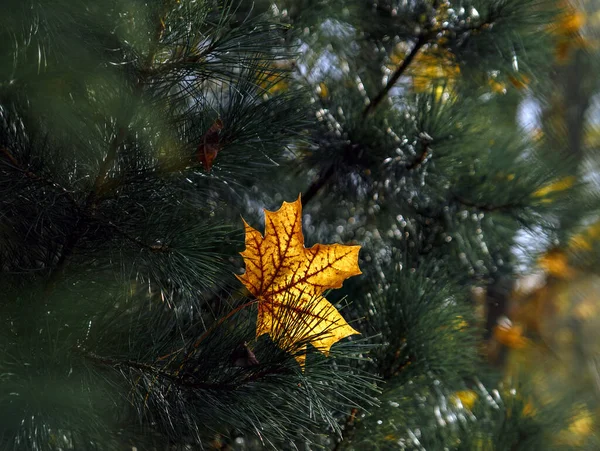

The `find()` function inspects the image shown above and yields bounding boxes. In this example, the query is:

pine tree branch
[452,194,524,213]
[174,299,259,375]
[179,367,291,391]
[140,39,220,79]
[81,349,167,374]
[302,35,430,207]
[81,349,290,392]
[104,221,170,253]
[362,34,428,118]
[405,133,433,170]
[89,3,169,203]
[1,145,87,287]
[1,146,79,209]
[301,9,503,208]
[301,134,431,207]
[47,4,171,285]
[364,0,498,120]
[296,62,338,208]
[301,164,335,207]
[332,408,359,451]
[88,126,128,203]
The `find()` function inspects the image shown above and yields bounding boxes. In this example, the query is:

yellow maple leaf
[237,196,361,367]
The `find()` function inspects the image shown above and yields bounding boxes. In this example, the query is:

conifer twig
[301,9,502,207]
[452,194,523,213]
[0,147,79,209]
[104,221,170,253]
[362,34,428,118]
[301,164,335,207]
[405,133,433,170]
[81,348,289,391]
[176,299,259,372]
[332,408,359,451]
[302,35,430,207]
[47,6,169,286]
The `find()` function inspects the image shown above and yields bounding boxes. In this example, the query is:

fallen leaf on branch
[196,118,224,171]
[230,342,260,368]
[237,196,361,367]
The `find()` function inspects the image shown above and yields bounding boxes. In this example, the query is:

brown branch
[81,349,167,374]
[47,6,171,286]
[452,194,523,213]
[1,147,80,209]
[81,348,289,392]
[333,408,359,451]
[175,299,259,376]
[405,148,429,170]
[301,36,431,208]
[180,367,291,391]
[362,35,428,118]
[104,221,170,253]
[405,133,433,170]
[301,164,335,207]
[301,8,501,208]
